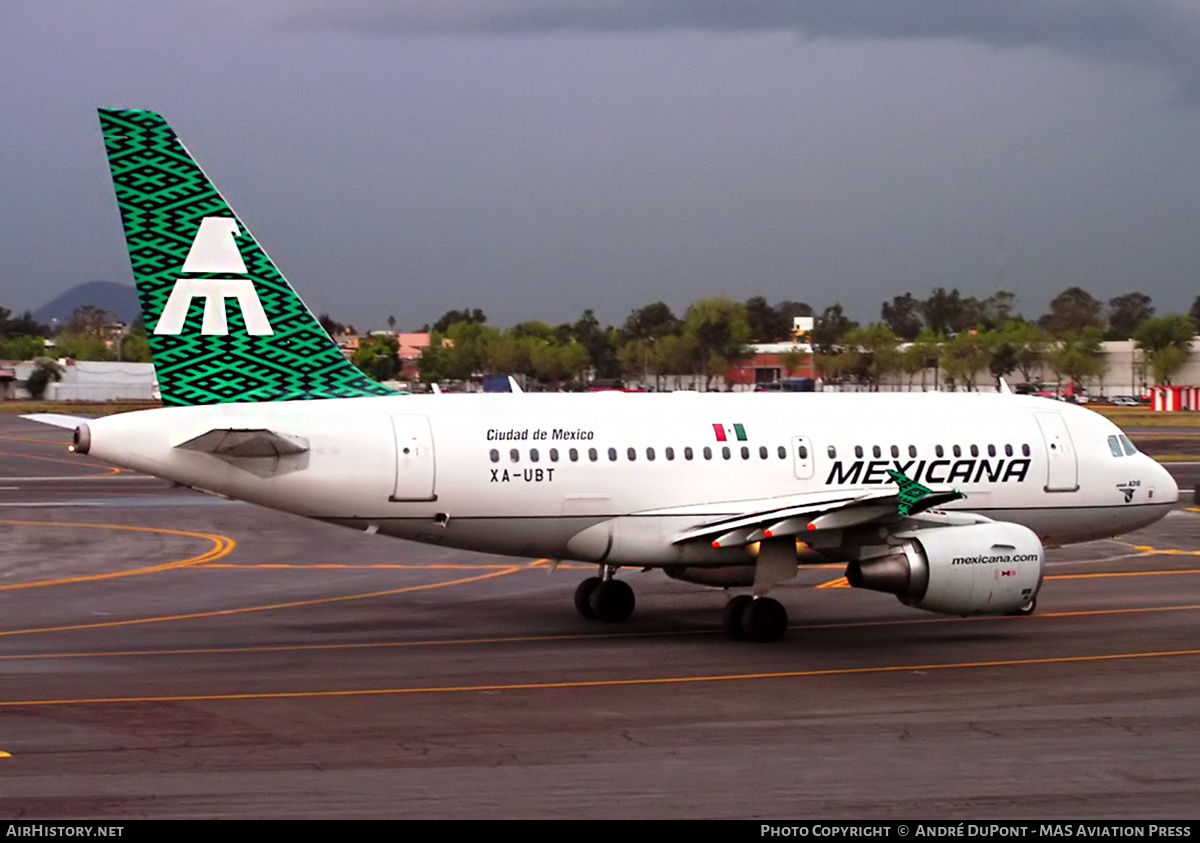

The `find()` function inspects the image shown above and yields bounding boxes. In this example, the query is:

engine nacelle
[846,523,1044,615]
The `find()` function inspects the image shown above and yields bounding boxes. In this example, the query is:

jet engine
[846,522,1044,615]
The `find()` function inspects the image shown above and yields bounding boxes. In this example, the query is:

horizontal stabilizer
[175,428,310,458]
[21,413,88,430]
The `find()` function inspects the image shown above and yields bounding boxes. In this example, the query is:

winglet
[888,469,965,516]
[888,469,934,517]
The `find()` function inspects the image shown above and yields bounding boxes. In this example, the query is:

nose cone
[1150,457,1179,504]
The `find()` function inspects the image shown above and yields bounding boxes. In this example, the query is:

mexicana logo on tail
[155,218,273,336]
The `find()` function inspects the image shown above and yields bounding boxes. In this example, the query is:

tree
[744,296,790,342]
[1040,287,1104,337]
[1134,315,1196,385]
[318,313,345,338]
[922,287,972,335]
[844,324,901,390]
[881,293,923,341]
[1002,321,1049,384]
[940,331,990,392]
[777,346,809,379]
[979,290,1018,331]
[1106,292,1154,339]
[623,301,681,342]
[351,334,400,382]
[431,308,487,334]
[572,309,615,379]
[26,358,63,400]
[682,297,751,389]
[65,305,115,337]
[811,303,857,355]
[1049,328,1107,393]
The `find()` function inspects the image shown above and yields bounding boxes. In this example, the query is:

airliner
[28,109,1179,642]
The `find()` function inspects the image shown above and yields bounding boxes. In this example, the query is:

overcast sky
[2,1,1199,331]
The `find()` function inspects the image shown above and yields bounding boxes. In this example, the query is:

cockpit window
[1119,435,1137,456]
[1108,435,1123,457]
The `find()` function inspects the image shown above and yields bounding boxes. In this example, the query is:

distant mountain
[34,281,139,326]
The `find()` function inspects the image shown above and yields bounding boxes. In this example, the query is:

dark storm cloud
[290,0,1200,98]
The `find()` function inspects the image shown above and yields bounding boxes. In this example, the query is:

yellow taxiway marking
[199,562,526,571]
[0,450,124,475]
[0,751,10,758]
[0,564,525,638]
[0,435,75,446]
[4,602,1198,662]
[0,520,235,592]
[2,647,1198,708]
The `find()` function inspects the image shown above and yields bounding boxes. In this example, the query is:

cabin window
[703,447,713,460]
[872,445,882,458]
[1004,444,1013,457]
[665,447,675,461]
[1022,444,1031,457]
[549,448,559,462]
[987,444,996,457]
[778,445,786,459]
[530,449,539,463]
[854,445,864,458]
[970,444,979,458]
[685,447,694,461]
[608,448,618,461]
[570,448,579,462]
[798,444,809,459]
[489,449,499,463]
[935,445,944,458]
[908,445,917,458]
[588,448,598,461]
[890,445,899,458]
[952,445,962,458]
[721,446,731,460]
[627,447,637,461]
[740,446,750,459]
[761,446,770,459]
[509,449,520,463]
[647,447,656,461]
[827,445,837,458]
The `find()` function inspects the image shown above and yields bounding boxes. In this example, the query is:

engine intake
[847,523,1044,615]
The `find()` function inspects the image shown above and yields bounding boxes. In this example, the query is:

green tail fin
[98,108,393,406]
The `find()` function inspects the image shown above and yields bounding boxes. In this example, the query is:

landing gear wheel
[588,579,636,623]
[741,597,788,643]
[574,577,603,620]
[1010,595,1037,617]
[722,595,754,640]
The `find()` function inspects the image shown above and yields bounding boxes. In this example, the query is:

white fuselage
[78,391,1178,568]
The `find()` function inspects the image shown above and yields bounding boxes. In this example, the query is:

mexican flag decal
[712,423,747,442]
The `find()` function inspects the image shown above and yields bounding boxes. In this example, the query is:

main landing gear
[572,567,789,642]
[722,595,788,643]
[574,567,635,623]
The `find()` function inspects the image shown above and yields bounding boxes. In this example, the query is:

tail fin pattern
[98,108,393,406]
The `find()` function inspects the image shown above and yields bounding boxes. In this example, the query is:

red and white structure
[1151,385,1200,412]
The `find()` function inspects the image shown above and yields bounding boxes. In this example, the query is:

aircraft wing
[174,428,310,458]
[671,485,965,548]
